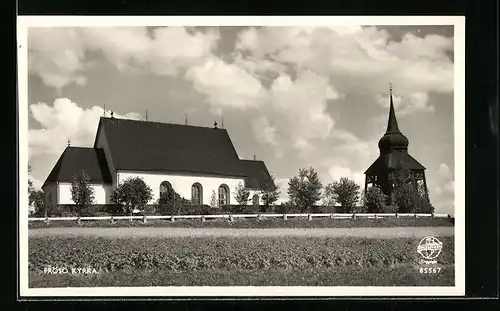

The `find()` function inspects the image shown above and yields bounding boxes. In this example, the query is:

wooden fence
[28,213,454,223]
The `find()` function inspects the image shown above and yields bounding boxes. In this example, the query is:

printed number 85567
[419,267,441,273]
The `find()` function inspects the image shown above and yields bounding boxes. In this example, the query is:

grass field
[28,217,454,229]
[30,265,454,287]
[29,235,454,287]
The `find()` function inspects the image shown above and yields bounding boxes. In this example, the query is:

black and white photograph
[18,16,465,297]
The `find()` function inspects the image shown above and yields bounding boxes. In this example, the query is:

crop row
[29,236,454,273]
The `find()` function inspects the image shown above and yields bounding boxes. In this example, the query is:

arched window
[218,184,229,207]
[191,183,203,205]
[252,194,260,206]
[159,181,172,198]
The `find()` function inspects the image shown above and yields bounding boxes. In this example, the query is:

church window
[160,181,172,198]
[191,183,203,205]
[252,194,260,205]
[218,184,229,207]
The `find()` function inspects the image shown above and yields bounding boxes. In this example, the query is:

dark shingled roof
[239,160,274,190]
[364,152,426,175]
[92,117,274,189]
[43,147,112,187]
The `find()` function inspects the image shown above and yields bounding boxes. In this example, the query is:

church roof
[93,117,273,189]
[364,147,426,175]
[43,147,112,187]
[378,86,409,153]
[239,160,274,190]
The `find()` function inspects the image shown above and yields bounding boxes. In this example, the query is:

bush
[111,177,153,216]
[382,205,399,213]
[365,186,388,213]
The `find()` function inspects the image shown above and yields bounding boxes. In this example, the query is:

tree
[234,182,250,205]
[29,189,45,216]
[259,175,281,209]
[391,169,434,213]
[157,187,189,215]
[322,184,336,207]
[328,177,361,213]
[364,186,388,213]
[393,182,434,213]
[70,169,95,216]
[110,177,153,216]
[28,162,35,205]
[287,167,322,212]
[209,190,218,208]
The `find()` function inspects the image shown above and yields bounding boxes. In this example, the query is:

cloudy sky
[26,25,455,213]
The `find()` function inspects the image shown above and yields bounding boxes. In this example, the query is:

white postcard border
[17,15,466,297]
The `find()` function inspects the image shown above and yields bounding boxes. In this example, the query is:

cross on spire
[213,121,218,129]
[386,82,401,134]
[67,138,71,146]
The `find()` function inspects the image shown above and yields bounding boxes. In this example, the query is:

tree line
[28,164,433,217]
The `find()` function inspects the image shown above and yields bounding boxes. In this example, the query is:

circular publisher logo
[417,236,443,260]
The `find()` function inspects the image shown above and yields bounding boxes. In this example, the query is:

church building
[364,86,429,205]
[42,116,274,207]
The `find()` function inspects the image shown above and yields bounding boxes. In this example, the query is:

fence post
[352,213,356,219]
[229,215,234,222]
[143,215,147,224]
[45,217,50,225]
[308,214,312,221]
[110,216,114,224]
[330,214,334,219]
[414,213,418,219]
[431,213,435,218]
[374,214,378,220]
[201,216,206,222]
[258,214,263,220]
[77,216,81,226]
[395,213,399,218]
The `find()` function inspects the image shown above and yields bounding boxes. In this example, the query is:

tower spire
[221,115,224,129]
[386,82,401,134]
[67,138,71,147]
[145,109,148,121]
[103,104,106,116]
[185,113,188,126]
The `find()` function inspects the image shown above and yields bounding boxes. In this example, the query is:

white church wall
[117,171,252,205]
[57,183,113,205]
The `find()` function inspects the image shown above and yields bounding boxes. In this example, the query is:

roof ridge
[100,116,224,131]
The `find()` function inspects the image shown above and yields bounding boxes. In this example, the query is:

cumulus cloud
[438,162,451,177]
[236,26,453,95]
[327,165,365,189]
[29,98,141,157]
[185,57,266,110]
[444,180,455,194]
[29,27,220,89]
